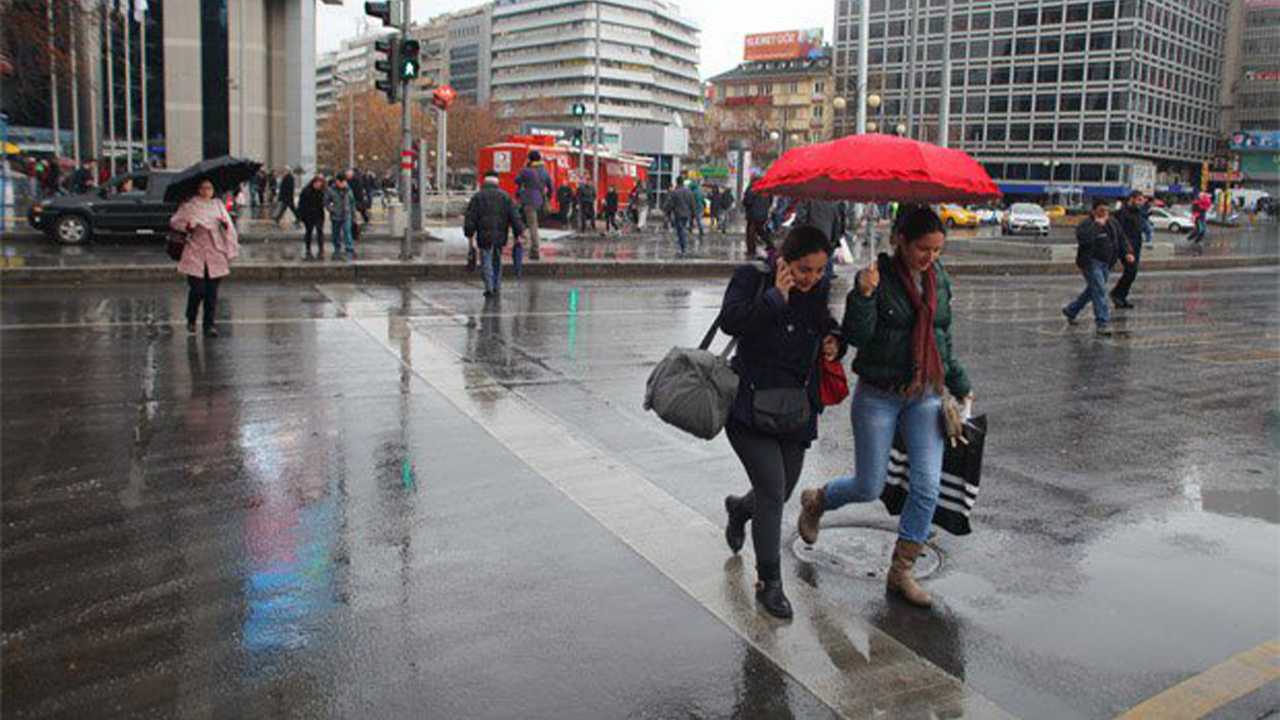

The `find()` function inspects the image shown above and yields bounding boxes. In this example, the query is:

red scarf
[893,253,945,396]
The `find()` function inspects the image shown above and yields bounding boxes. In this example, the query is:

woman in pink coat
[170,179,240,337]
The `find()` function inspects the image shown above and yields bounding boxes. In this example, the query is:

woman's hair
[779,225,830,261]
[893,204,947,244]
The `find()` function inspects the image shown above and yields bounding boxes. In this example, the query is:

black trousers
[1112,240,1141,302]
[186,271,221,329]
[274,199,298,223]
[303,220,324,255]
[725,420,807,579]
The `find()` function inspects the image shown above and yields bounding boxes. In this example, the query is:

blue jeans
[480,246,502,293]
[331,215,353,256]
[1064,259,1112,327]
[824,383,944,543]
[674,219,689,254]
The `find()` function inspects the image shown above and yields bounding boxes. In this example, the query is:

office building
[1222,0,1279,191]
[489,0,702,137]
[408,5,493,103]
[316,28,398,125]
[4,0,329,171]
[832,0,1229,198]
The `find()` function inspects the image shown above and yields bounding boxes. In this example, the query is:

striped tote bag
[881,415,987,536]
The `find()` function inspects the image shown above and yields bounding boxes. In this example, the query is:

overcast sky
[315,0,835,79]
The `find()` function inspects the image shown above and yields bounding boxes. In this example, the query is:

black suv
[29,170,179,244]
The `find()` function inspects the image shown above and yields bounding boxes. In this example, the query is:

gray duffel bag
[644,317,741,440]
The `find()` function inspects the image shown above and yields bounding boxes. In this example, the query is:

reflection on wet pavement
[3,266,1278,719]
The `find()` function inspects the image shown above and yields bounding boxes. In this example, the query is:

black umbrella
[164,156,262,203]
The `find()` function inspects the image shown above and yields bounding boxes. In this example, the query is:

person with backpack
[796,205,973,609]
[515,151,553,259]
[719,226,844,619]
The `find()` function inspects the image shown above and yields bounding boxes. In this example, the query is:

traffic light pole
[398,0,412,261]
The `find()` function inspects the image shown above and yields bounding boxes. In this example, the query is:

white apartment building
[316,29,397,125]
[490,0,702,133]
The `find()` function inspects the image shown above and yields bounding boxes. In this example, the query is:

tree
[438,98,519,173]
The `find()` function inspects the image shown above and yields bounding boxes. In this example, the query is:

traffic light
[374,36,399,104]
[364,1,398,27]
[571,102,587,117]
[399,39,420,81]
[572,129,583,148]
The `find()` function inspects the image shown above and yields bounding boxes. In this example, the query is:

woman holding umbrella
[796,205,972,608]
[170,179,240,337]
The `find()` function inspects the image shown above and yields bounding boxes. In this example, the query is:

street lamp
[867,94,882,110]
[833,96,847,112]
[895,123,908,136]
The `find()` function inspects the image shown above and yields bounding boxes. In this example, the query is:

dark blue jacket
[716,263,843,444]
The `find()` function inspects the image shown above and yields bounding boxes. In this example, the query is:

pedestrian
[742,181,773,260]
[716,186,735,233]
[720,226,844,619]
[557,183,575,225]
[796,205,972,609]
[464,173,525,298]
[345,169,369,242]
[1110,191,1148,310]
[669,180,698,255]
[170,179,240,338]
[298,174,327,260]
[578,180,597,233]
[273,168,298,227]
[1063,198,1134,335]
[629,184,648,231]
[604,186,620,234]
[326,175,357,261]
[515,150,553,259]
[690,178,706,239]
[795,198,847,279]
[1188,192,1211,245]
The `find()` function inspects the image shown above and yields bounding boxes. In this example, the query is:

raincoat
[170,197,240,279]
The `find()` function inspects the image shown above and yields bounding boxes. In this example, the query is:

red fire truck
[477,135,650,214]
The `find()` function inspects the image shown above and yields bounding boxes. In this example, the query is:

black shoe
[483,290,494,298]
[1113,298,1135,309]
[204,326,219,338]
[1095,326,1113,337]
[187,320,197,334]
[1062,307,1078,325]
[755,580,793,619]
[724,495,748,554]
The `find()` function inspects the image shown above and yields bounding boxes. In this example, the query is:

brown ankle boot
[887,539,933,608]
[798,487,826,545]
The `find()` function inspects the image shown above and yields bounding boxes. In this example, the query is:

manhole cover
[791,525,942,580]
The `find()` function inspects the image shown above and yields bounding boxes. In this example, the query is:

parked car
[1149,207,1191,233]
[972,205,1003,225]
[1002,203,1051,236]
[1043,204,1068,217]
[29,169,179,244]
[938,204,980,228]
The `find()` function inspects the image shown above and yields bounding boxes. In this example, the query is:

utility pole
[347,86,355,169]
[70,13,81,164]
[48,0,60,158]
[399,0,413,261]
[592,0,601,189]
[106,3,115,174]
[856,0,868,135]
[139,0,148,165]
[939,0,953,146]
[904,0,919,139]
[124,1,133,169]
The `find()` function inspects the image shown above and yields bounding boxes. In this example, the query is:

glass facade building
[832,0,1228,197]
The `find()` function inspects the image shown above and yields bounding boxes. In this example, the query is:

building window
[1011,124,1030,141]
[1109,124,1126,142]
[814,81,825,94]
[1029,162,1050,180]
[1088,62,1111,81]
[965,124,984,142]
[972,11,991,30]
[1090,31,1113,51]
[1039,66,1060,83]
[1062,93,1083,111]
[967,96,985,113]
[969,67,987,85]
[1067,3,1090,22]
[969,40,989,59]
[995,9,1014,28]
[993,39,1013,57]
[1015,66,1035,83]
[1040,36,1062,54]
[1013,94,1034,112]
[1093,1,1117,20]
[1042,6,1065,23]
[1058,123,1080,141]
[1083,124,1106,141]
[200,0,230,158]
[1034,123,1054,141]
[1006,162,1028,179]
[1036,94,1058,112]
[988,124,1006,141]
[1065,34,1087,52]
[1016,38,1037,55]
[989,95,1009,113]
[1086,92,1109,110]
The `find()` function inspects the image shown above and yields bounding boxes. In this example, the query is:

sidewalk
[2,223,1275,284]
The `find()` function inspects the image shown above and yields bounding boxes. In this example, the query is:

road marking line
[324,285,1014,720]
[1114,639,1280,720]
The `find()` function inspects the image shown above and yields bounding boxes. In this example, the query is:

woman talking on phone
[797,205,972,608]
[719,225,844,619]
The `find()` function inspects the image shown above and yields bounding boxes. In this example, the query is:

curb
[1,255,1274,285]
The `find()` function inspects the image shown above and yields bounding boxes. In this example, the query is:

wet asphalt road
[2,265,1278,719]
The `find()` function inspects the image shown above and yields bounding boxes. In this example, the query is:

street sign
[432,85,457,111]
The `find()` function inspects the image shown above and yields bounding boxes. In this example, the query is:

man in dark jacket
[669,180,698,255]
[298,174,327,260]
[465,173,526,297]
[557,183,575,226]
[1064,199,1134,335]
[273,168,298,227]
[578,181,597,232]
[1110,191,1147,309]
[795,199,846,277]
[742,181,773,259]
[515,151,553,259]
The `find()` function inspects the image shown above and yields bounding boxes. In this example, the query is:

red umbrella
[754,134,1000,203]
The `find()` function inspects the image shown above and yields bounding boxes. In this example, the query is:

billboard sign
[1230,131,1280,152]
[744,29,823,62]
